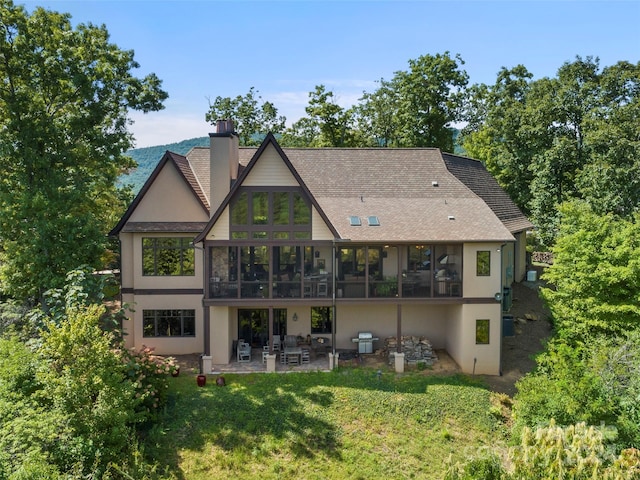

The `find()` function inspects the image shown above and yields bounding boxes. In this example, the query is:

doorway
[238,309,287,347]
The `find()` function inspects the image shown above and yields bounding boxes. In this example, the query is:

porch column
[394,303,404,372]
[396,303,402,353]
[268,307,274,354]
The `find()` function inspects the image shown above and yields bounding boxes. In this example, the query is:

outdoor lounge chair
[237,341,251,363]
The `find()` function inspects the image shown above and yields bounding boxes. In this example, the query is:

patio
[212,347,332,373]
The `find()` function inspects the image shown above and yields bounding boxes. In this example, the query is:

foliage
[35,305,141,475]
[390,52,469,151]
[447,421,640,479]
[0,268,178,476]
[510,421,638,480]
[205,86,286,146]
[540,202,640,340]
[512,339,613,437]
[0,1,167,301]
[0,299,32,337]
[121,345,178,422]
[303,84,359,147]
[461,57,640,246]
[512,202,640,458]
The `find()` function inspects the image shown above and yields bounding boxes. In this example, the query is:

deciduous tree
[205,86,286,146]
[0,1,167,301]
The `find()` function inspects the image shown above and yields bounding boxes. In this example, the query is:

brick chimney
[209,119,239,216]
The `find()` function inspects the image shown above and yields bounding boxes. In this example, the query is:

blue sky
[21,0,640,148]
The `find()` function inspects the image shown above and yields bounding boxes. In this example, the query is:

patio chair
[273,336,281,351]
[301,348,310,364]
[237,342,251,363]
[284,335,297,348]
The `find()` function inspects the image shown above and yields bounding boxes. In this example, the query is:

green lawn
[144,369,508,479]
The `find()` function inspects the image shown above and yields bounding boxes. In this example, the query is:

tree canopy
[462,57,640,246]
[0,1,167,301]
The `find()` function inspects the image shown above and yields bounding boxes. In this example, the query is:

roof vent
[432,181,439,187]
[448,215,455,221]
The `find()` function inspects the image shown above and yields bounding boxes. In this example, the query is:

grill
[351,331,379,354]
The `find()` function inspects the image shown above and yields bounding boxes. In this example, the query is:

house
[110,120,532,375]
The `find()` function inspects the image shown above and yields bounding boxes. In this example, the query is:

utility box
[503,315,514,337]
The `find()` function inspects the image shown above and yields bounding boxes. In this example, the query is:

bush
[447,422,640,479]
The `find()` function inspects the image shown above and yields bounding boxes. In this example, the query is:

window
[311,307,332,333]
[408,245,431,271]
[477,251,491,276]
[142,237,195,276]
[229,188,311,240]
[143,309,195,337]
[476,319,490,344]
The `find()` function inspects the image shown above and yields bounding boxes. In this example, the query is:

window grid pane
[142,309,196,337]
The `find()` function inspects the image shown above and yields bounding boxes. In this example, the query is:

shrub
[510,421,637,479]
[121,345,178,422]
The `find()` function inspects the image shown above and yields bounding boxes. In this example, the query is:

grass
[144,368,507,479]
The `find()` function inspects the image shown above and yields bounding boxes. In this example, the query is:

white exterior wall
[514,231,528,282]
[118,158,209,356]
[210,306,233,364]
[446,303,502,375]
[129,163,207,223]
[243,144,298,186]
[128,293,204,355]
[462,242,503,298]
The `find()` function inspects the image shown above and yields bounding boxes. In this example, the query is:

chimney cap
[215,119,235,134]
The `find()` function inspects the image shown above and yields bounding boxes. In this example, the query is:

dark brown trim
[194,133,341,244]
[127,288,204,295]
[201,297,498,307]
[110,151,209,236]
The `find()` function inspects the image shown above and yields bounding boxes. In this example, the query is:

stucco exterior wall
[243,144,298,186]
[446,303,501,375]
[129,161,208,223]
[514,230,528,282]
[126,293,204,355]
[462,242,503,298]
[210,306,233,364]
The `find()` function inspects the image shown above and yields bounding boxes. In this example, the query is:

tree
[304,84,358,147]
[541,201,640,340]
[205,86,286,146]
[0,1,168,301]
[462,57,640,246]
[391,52,468,151]
[461,65,539,214]
[355,78,401,147]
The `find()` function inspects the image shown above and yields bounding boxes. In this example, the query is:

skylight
[349,216,361,226]
[367,216,380,226]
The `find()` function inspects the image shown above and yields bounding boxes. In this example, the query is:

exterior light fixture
[292,313,298,322]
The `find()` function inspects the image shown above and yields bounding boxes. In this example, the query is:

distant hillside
[120,136,209,193]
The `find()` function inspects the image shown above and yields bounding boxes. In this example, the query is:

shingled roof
[280,147,515,242]
[441,153,534,234]
[112,137,531,244]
